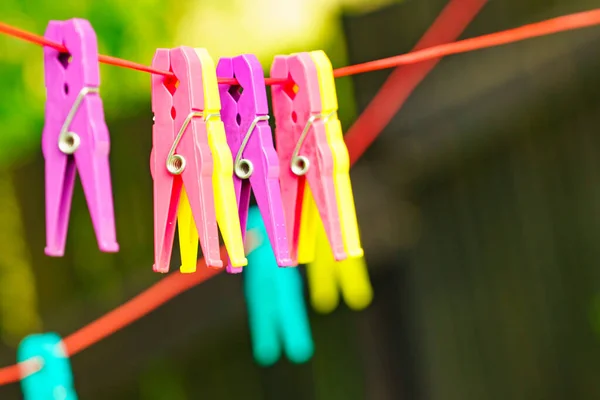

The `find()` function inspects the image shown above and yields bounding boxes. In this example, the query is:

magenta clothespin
[42,19,118,256]
[217,54,292,273]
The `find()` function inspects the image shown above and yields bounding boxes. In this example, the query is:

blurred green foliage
[0,0,184,166]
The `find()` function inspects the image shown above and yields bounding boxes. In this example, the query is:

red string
[2,8,600,84]
[0,249,227,386]
[345,0,487,165]
[0,5,600,387]
[335,8,600,79]
[0,365,22,386]
[63,249,227,356]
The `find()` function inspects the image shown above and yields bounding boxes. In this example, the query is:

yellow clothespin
[177,48,247,273]
[308,214,373,313]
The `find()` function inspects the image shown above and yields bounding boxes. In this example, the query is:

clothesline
[1,8,598,84]
[0,4,598,388]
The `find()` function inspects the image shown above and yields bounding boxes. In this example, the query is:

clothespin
[244,206,313,366]
[307,214,373,313]
[151,46,246,273]
[42,19,118,257]
[297,50,364,263]
[175,49,247,273]
[18,333,77,400]
[293,51,370,313]
[270,52,345,264]
[217,54,292,273]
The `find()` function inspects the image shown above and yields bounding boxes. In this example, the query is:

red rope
[62,250,226,357]
[1,4,600,387]
[345,0,487,165]
[2,8,600,84]
[0,249,227,385]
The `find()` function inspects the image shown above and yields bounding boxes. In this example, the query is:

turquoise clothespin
[244,206,314,366]
[17,333,77,400]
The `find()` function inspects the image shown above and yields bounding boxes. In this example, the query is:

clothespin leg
[207,120,247,268]
[226,178,251,274]
[75,149,119,253]
[277,266,314,364]
[244,228,282,366]
[178,188,199,273]
[308,208,372,313]
[180,144,223,268]
[307,170,347,261]
[297,186,318,264]
[306,215,340,314]
[245,275,282,366]
[325,117,363,258]
[249,147,293,267]
[336,251,373,311]
[43,150,76,256]
[152,158,183,273]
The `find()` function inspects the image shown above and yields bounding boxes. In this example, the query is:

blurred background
[1,0,600,398]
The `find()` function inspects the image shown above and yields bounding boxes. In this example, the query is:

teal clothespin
[17,333,77,400]
[244,207,314,366]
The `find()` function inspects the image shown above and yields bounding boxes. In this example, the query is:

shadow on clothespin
[271,52,346,265]
[150,46,247,273]
[18,333,77,400]
[42,19,119,257]
[217,54,292,274]
[244,207,313,366]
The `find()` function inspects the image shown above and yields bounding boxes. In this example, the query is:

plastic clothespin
[18,333,77,400]
[175,49,248,273]
[270,52,345,265]
[297,50,364,263]
[244,206,313,366]
[307,215,373,313]
[296,51,371,313]
[42,19,118,257]
[217,54,292,273]
[151,47,219,272]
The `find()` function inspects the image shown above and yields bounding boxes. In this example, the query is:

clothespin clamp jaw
[150,46,222,273]
[42,18,118,257]
[270,53,346,264]
[18,333,77,400]
[218,54,292,273]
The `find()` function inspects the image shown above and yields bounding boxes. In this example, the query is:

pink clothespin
[270,53,346,264]
[150,47,221,273]
[42,19,118,256]
[217,54,293,273]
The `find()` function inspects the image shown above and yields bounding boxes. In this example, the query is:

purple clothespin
[217,54,292,273]
[42,19,119,257]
